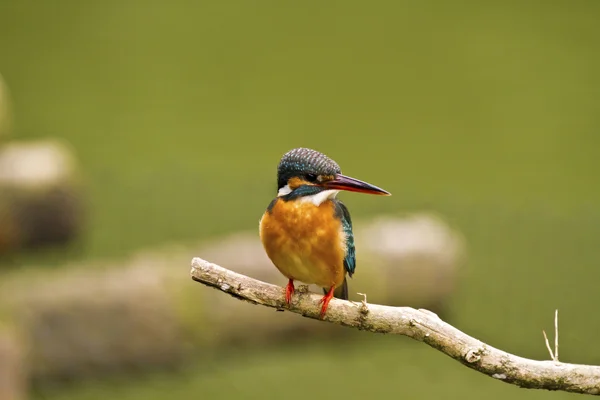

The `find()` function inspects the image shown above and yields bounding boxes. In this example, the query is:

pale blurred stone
[6,263,185,383]
[357,213,466,311]
[0,139,79,188]
[0,139,85,254]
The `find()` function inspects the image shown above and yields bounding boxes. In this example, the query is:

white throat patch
[277,184,339,206]
[300,189,339,206]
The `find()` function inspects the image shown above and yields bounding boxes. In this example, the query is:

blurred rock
[6,263,185,384]
[0,327,26,400]
[0,212,466,385]
[0,139,85,255]
[357,213,466,313]
[0,72,11,141]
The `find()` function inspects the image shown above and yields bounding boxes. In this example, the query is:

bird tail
[324,277,349,300]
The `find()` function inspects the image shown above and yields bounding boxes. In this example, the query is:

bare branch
[190,257,600,396]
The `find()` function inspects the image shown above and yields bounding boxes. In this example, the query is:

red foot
[318,286,335,319]
[285,279,295,305]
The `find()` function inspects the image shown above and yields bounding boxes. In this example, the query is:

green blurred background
[1,0,599,399]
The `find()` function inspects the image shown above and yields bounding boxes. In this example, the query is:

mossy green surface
[0,1,598,399]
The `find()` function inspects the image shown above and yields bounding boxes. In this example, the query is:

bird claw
[285,279,295,305]
[318,287,335,319]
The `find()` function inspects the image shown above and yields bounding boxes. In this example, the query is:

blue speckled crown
[277,148,341,189]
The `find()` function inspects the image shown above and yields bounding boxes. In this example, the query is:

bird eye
[305,173,318,182]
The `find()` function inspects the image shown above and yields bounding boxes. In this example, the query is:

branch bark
[190,257,600,396]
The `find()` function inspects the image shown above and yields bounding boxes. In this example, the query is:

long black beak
[323,174,391,196]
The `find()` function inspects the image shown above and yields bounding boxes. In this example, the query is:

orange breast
[259,198,347,289]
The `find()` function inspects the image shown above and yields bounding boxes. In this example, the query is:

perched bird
[259,147,390,318]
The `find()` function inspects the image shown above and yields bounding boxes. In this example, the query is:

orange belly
[259,198,347,289]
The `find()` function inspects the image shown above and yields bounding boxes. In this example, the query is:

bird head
[276,148,390,202]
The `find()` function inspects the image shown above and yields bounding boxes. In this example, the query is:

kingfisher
[259,147,390,318]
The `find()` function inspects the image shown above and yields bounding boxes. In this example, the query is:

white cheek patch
[299,189,339,206]
[277,184,292,197]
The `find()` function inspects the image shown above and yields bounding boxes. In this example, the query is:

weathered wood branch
[190,257,600,396]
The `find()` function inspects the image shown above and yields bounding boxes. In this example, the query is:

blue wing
[333,199,356,277]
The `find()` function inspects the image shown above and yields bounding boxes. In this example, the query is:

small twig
[356,292,369,315]
[356,292,368,305]
[543,330,555,361]
[543,309,560,362]
[555,309,559,361]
